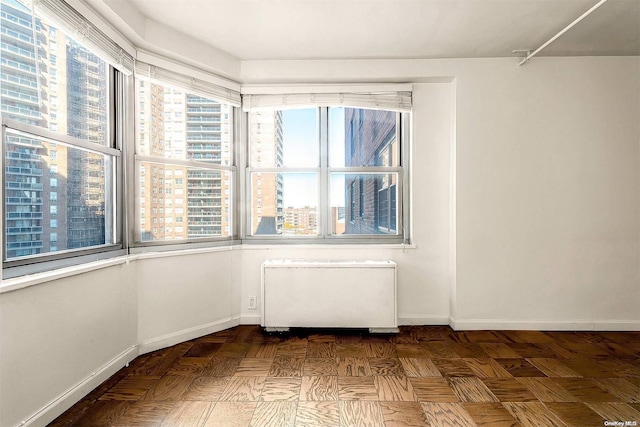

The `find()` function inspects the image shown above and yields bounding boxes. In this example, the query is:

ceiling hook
[512,50,531,64]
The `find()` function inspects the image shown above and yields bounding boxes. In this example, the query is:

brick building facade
[344,108,397,234]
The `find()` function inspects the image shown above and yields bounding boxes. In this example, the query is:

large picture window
[134,64,239,244]
[1,0,131,275]
[245,91,410,242]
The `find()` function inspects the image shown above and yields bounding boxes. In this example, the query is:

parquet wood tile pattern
[49,326,640,426]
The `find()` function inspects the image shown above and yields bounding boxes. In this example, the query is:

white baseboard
[23,345,138,427]
[240,314,451,327]
[139,316,241,354]
[449,318,640,331]
[588,321,640,331]
[240,314,261,325]
[397,315,450,326]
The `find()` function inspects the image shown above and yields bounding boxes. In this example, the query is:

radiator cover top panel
[261,259,397,329]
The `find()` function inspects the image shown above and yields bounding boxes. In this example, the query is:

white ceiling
[99,0,640,61]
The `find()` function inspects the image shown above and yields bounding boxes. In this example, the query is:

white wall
[136,249,240,353]
[0,264,137,427]
[454,58,640,329]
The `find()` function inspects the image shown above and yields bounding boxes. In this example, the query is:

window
[1,0,132,276]
[248,109,318,236]
[134,63,240,245]
[245,90,410,242]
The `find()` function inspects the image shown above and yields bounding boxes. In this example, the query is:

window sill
[129,244,236,260]
[0,256,129,295]
[240,242,416,250]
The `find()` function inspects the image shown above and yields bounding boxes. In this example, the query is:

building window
[1,0,131,276]
[246,98,409,241]
[134,64,239,245]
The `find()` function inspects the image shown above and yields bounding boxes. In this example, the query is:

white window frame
[130,61,241,251]
[2,114,125,278]
[242,86,411,244]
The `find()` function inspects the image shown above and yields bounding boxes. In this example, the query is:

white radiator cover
[261,259,397,331]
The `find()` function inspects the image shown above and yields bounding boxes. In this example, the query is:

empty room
[0,0,639,426]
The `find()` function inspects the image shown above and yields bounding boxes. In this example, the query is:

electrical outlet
[248,295,257,310]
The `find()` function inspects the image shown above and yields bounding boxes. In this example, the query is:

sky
[280,108,347,208]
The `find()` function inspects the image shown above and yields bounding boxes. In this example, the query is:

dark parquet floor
[48,325,640,426]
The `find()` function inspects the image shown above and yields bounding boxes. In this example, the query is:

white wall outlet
[248,295,257,310]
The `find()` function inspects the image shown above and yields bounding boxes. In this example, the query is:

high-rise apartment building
[138,81,167,241]
[64,40,108,248]
[2,0,108,258]
[160,88,188,240]
[185,95,230,238]
[43,25,69,254]
[137,85,231,241]
[2,0,51,258]
[249,110,284,234]
[1,0,41,125]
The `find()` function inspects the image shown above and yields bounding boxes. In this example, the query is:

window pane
[329,107,398,167]
[330,173,398,235]
[4,131,114,259]
[249,108,318,167]
[138,161,231,241]
[251,172,318,235]
[0,0,110,144]
[136,80,232,166]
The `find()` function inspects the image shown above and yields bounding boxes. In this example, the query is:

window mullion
[117,70,134,251]
[135,154,235,172]
[401,112,410,242]
[2,119,121,157]
[319,107,329,239]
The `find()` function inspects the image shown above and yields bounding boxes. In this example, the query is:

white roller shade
[135,61,241,107]
[242,85,412,112]
[34,0,135,74]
